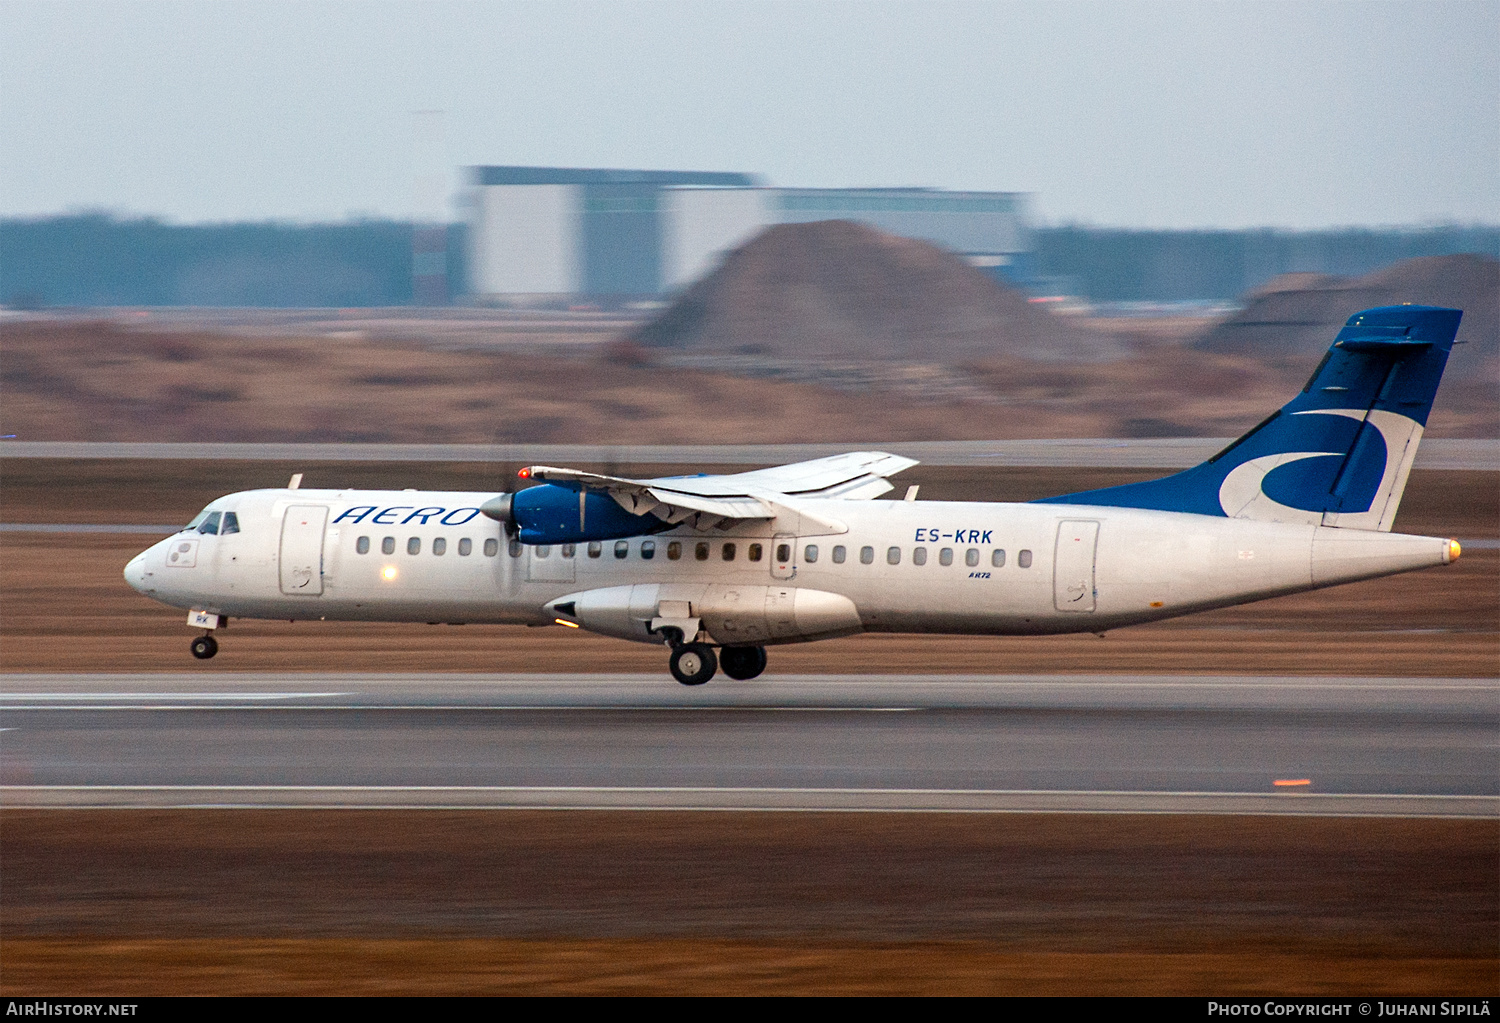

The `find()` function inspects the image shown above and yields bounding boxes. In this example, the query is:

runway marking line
[0,692,350,701]
[3,786,1494,819]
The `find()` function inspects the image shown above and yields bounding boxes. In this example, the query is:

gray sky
[2,0,1496,228]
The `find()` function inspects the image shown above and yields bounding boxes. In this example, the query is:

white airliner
[125,305,1464,685]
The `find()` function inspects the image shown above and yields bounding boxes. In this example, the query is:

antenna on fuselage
[904,485,920,502]
[288,473,303,490]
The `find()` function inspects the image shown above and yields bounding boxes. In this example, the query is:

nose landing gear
[190,634,218,660]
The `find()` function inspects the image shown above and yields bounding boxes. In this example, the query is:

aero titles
[331,506,484,527]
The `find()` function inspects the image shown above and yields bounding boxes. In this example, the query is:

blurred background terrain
[3,223,1495,445]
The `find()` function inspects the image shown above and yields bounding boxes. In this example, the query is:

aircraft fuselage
[126,486,1455,641]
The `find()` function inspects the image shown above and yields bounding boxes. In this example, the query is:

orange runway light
[1273,779,1312,787]
[554,618,580,628]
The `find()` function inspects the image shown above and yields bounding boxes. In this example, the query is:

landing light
[554,618,580,628]
[1448,539,1461,563]
[382,565,398,581]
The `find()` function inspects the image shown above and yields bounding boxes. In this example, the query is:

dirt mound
[1196,254,1499,362]
[629,220,1119,362]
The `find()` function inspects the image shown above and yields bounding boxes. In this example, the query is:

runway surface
[4,438,1496,469]
[4,673,1495,815]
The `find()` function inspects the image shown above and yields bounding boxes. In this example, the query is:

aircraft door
[1053,520,1099,612]
[771,533,797,580]
[279,505,329,595]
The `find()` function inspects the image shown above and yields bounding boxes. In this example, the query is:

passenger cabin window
[220,512,240,535]
[562,543,576,558]
[508,539,523,557]
[695,542,710,561]
[588,541,602,558]
[939,548,954,567]
[458,538,472,556]
[407,537,421,555]
[382,537,396,555]
[748,543,763,562]
[535,545,550,559]
[432,538,447,556]
[860,546,875,565]
[722,543,736,561]
[356,536,370,554]
[776,543,791,563]
[912,547,927,566]
[804,544,818,563]
[198,511,222,535]
[965,548,979,567]
[832,545,846,564]
[667,541,682,561]
[487,539,501,557]
[1018,549,1033,568]
[992,549,1006,567]
[614,540,629,559]
[887,547,901,565]
[640,540,655,560]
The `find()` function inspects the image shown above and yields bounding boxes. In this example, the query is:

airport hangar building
[466,166,1032,304]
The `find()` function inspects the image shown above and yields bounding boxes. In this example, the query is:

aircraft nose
[123,552,148,593]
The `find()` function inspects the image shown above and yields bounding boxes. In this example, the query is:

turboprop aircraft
[125,305,1465,685]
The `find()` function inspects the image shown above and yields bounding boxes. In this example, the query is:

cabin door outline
[279,505,329,595]
[1053,519,1099,612]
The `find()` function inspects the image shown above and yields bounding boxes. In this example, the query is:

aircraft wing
[522,465,774,525]
[522,451,918,529]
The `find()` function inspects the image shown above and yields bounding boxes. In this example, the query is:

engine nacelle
[481,485,665,545]
[545,583,864,647]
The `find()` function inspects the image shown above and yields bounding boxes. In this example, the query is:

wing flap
[683,451,918,498]
[521,450,914,530]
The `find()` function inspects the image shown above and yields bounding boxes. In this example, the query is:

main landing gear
[668,643,717,686]
[190,634,218,659]
[719,645,768,681]
[665,640,768,686]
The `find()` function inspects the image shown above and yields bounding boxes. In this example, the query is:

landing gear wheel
[190,634,218,660]
[719,645,767,680]
[669,643,717,686]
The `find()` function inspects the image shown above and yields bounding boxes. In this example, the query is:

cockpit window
[184,510,209,531]
[198,511,222,535]
[220,511,240,535]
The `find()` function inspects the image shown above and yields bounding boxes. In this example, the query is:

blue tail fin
[1038,305,1462,531]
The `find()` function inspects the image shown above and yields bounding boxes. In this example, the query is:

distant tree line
[1,213,1494,307]
[0,214,466,308]
[1030,224,1500,302]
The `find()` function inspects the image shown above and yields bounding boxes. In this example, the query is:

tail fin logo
[1218,449,1343,520]
[1216,409,1418,524]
